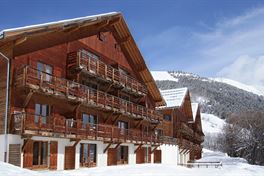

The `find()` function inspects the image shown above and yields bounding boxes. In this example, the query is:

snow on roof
[191,103,199,121]
[0,12,119,38]
[151,71,178,82]
[160,87,188,108]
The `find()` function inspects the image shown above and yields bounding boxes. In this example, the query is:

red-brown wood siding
[107,148,117,166]
[23,139,33,168]
[50,141,58,170]
[64,146,75,170]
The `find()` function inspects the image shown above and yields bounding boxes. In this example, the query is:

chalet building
[189,103,204,160]
[0,12,184,170]
[158,88,204,165]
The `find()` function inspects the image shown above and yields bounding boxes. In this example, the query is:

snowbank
[1,149,263,176]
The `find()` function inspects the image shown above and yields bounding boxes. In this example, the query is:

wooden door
[23,139,33,168]
[64,146,75,170]
[107,148,117,166]
[154,150,161,163]
[49,141,58,170]
[136,148,144,164]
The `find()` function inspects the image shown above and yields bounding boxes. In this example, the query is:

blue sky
[1,0,264,86]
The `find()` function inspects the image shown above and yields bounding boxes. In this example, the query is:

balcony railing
[67,50,148,96]
[12,112,163,145]
[194,132,204,143]
[15,66,162,122]
[179,123,194,137]
[178,138,193,150]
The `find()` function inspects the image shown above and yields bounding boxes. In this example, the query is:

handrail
[12,112,164,144]
[15,65,163,122]
[180,123,194,136]
[71,50,148,94]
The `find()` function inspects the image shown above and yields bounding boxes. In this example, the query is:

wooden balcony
[67,50,148,96]
[15,66,162,123]
[178,123,194,138]
[194,132,204,143]
[11,112,162,145]
[178,138,193,150]
[162,136,177,145]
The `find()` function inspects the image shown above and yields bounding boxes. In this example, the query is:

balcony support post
[134,144,143,153]
[103,143,112,153]
[151,145,159,154]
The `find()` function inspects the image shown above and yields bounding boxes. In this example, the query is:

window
[33,141,48,166]
[82,113,97,128]
[118,121,128,135]
[37,62,53,82]
[144,147,149,163]
[35,104,50,124]
[117,146,128,163]
[80,143,97,167]
[164,115,172,121]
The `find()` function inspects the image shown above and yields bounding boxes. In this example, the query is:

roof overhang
[0,12,165,106]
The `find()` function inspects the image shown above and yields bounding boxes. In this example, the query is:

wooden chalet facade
[0,12,186,170]
[158,88,204,165]
[0,12,204,170]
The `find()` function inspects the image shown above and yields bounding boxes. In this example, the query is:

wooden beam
[117,35,131,45]
[114,143,121,149]
[151,145,159,154]
[104,143,112,153]
[105,83,114,93]
[183,149,190,155]
[72,139,81,147]
[23,91,34,108]
[135,120,143,128]
[22,138,31,151]
[134,144,143,153]
[112,114,121,125]
[15,37,27,45]
[104,112,114,123]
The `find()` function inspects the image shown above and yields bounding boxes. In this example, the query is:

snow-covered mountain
[151,71,264,119]
[211,77,264,96]
[201,113,225,134]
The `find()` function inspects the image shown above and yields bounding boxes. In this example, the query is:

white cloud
[217,55,264,86]
[140,6,264,86]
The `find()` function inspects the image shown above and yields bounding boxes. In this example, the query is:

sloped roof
[160,87,188,108]
[0,12,165,106]
[191,103,199,121]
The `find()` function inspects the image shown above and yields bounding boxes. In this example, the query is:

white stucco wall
[177,148,190,165]
[160,144,178,165]
[0,134,23,164]
[127,143,136,165]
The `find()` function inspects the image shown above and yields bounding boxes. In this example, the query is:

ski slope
[201,113,226,134]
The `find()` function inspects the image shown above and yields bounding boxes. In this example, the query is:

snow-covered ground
[201,113,226,134]
[1,149,263,176]
[151,71,178,82]
[211,77,264,96]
